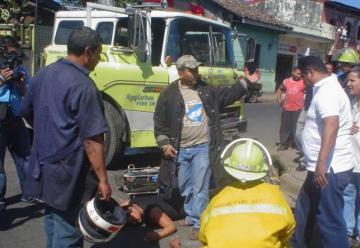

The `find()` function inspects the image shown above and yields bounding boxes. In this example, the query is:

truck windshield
[54,20,84,45]
[165,18,236,67]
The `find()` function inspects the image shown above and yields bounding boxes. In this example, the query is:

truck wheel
[103,100,127,168]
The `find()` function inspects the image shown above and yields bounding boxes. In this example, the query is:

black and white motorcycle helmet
[78,196,128,243]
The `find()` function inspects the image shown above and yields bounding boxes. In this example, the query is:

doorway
[275,54,293,90]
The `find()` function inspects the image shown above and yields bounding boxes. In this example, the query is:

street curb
[272,150,306,208]
[280,171,304,207]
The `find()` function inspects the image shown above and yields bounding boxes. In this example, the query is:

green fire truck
[13,2,255,167]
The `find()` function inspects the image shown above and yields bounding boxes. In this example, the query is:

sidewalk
[259,91,277,103]
[275,148,306,207]
[255,92,306,207]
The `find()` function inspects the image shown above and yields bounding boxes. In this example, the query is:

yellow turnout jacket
[199,181,295,248]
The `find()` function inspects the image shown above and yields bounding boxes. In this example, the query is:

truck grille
[220,104,246,140]
[220,106,240,129]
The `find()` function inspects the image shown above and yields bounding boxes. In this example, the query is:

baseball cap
[176,55,201,70]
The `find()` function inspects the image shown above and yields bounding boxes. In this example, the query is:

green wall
[233,24,280,92]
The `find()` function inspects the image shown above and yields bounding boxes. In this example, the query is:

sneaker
[33,198,45,204]
[189,227,199,240]
[296,163,307,172]
[21,196,35,203]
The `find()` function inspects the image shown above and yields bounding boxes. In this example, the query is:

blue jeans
[291,169,351,248]
[0,117,31,204]
[178,143,210,228]
[343,172,360,239]
[44,206,83,248]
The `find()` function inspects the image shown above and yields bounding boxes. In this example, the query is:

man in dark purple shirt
[19,26,111,248]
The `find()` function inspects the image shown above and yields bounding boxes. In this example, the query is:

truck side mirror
[129,10,150,62]
[246,38,256,63]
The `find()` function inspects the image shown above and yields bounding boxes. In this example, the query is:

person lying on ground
[121,195,184,243]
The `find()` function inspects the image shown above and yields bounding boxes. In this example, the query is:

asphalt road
[0,100,283,248]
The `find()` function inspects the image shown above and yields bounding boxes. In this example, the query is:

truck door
[208,24,238,86]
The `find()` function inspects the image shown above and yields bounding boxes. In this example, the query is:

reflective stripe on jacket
[199,182,295,248]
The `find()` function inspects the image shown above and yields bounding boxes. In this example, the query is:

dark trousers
[279,109,301,147]
[0,116,31,203]
[291,170,352,248]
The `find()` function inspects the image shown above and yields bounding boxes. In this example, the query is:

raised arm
[217,69,261,109]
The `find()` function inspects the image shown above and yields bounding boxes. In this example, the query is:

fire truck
[2,2,256,168]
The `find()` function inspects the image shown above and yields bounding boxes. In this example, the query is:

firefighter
[198,139,295,248]
[336,48,359,89]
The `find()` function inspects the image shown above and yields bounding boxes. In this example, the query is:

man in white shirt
[343,66,360,244]
[291,56,354,248]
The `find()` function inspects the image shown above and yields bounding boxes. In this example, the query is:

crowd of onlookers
[276,48,360,247]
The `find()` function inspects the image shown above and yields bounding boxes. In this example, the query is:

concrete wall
[254,0,323,29]
[235,24,279,92]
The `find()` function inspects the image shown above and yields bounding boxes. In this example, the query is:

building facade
[252,0,336,88]
[323,1,360,54]
[198,0,290,92]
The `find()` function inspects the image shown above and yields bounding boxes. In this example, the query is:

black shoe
[277,144,289,151]
[290,143,298,150]
[296,163,307,171]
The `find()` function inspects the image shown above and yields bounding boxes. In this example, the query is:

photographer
[0,36,32,211]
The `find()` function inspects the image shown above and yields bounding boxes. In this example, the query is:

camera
[0,50,24,70]
[0,36,25,82]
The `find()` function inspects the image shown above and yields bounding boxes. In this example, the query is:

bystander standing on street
[325,61,337,76]
[153,54,260,240]
[0,36,32,211]
[291,56,354,248]
[276,67,305,151]
[19,26,112,248]
[343,66,360,245]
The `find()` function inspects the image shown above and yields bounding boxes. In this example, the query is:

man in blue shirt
[0,36,32,211]
[19,26,111,248]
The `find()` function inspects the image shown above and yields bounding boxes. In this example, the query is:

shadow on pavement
[5,194,22,206]
[0,204,44,230]
[91,226,160,248]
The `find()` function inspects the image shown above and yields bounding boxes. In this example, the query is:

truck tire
[103,100,127,168]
